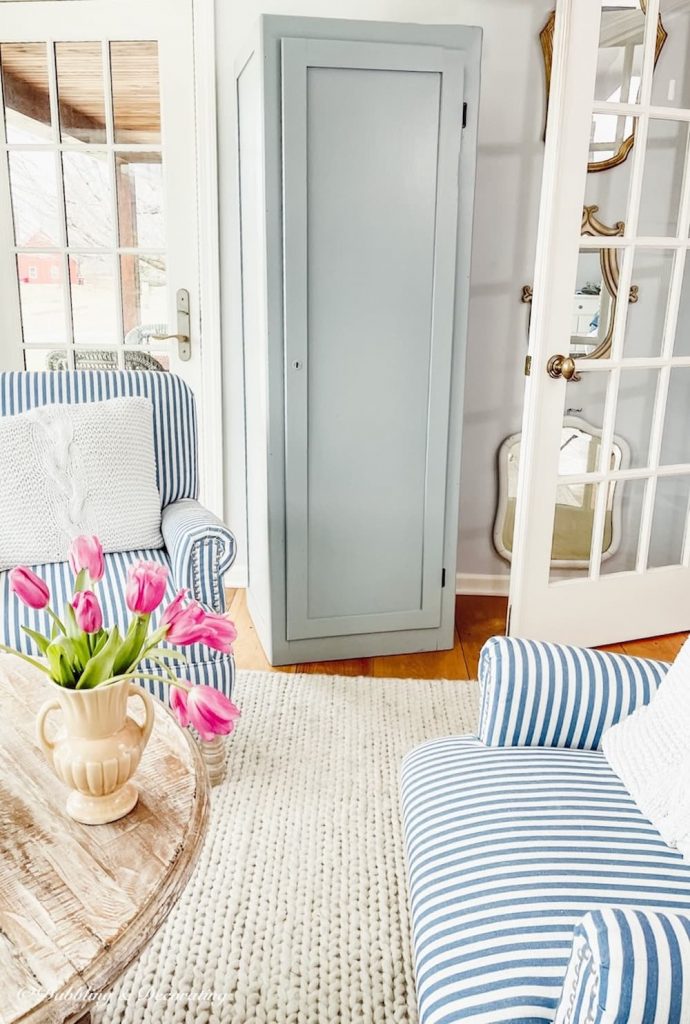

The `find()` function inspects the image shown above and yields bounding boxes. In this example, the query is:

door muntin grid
[0,39,169,371]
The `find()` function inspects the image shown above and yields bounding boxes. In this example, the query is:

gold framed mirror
[540,2,667,172]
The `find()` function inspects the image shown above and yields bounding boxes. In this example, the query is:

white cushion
[0,397,163,569]
[603,637,690,862]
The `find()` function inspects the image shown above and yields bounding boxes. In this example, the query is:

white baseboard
[456,572,510,596]
[225,562,249,589]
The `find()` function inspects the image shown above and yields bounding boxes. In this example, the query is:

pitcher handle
[128,683,155,746]
[36,699,61,758]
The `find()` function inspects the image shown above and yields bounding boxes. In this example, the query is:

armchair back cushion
[0,370,198,507]
[479,636,669,750]
[554,908,690,1024]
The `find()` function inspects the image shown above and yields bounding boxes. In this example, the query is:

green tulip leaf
[112,614,150,676]
[46,636,78,687]
[76,626,122,689]
[146,647,188,665]
[21,626,51,656]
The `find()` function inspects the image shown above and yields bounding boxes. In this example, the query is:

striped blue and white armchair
[402,636,690,1024]
[0,371,236,781]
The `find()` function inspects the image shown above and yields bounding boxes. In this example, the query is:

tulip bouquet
[2,536,240,741]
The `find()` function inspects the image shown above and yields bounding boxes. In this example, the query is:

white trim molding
[456,572,511,596]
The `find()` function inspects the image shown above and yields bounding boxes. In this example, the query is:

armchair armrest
[554,908,690,1024]
[161,498,236,613]
[478,636,669,750]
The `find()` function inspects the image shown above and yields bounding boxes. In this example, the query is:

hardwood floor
[227,589,688,678]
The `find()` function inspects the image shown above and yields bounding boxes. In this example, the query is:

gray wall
[216,0,549,585]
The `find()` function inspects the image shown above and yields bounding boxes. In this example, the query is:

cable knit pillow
[603,637,690,863]
[0,397,163,569]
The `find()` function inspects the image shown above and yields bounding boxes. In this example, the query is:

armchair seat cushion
[401,736,690,1024]
[0,548,233,700]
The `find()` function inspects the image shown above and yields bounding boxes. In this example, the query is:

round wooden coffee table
[0,655,210,1024]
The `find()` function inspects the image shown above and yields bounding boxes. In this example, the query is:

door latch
[151,289,191,362]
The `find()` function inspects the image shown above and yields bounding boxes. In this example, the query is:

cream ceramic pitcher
[36,678,154,825]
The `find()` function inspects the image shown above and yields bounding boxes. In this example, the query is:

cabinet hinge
[462,102,468,129]
[524,355,532,377]
[441,568,446,588]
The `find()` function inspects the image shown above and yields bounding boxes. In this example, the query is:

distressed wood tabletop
[0,654,210,1024]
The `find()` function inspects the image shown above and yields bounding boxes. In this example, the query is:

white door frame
[0,0,224,517]
[510,0,690,646]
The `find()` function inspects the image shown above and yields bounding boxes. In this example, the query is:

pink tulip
[9,566,50,610]
[126,561,169,614]
[170,684,240,742]
[72,590,103,633]
[170,686,190,728]
[69,535,104,582]
[161,590,237,653]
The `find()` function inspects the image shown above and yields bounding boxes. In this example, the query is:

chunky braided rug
[96,670,479,1024]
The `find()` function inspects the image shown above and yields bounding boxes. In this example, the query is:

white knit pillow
[603,637,690,862]
[0,397,163,569]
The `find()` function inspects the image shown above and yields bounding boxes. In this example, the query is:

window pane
[612,368,658,470]
[549,480,599,580]
[652,2,690,109]
[648,475,690,568]
[0,42,52,143]
[23,348,67,371]
[571,251,613,355]
[116,153,164,247]
[638,119,688,237]
[55,42,106,144]
[589,113,637,172]
[17,253,67,345]
[120,254,166,337]
[594,6,645,104]
[660,367,690,465]
[110,42,160,145]
[673,256,690,355]
[600,477,646,575]
[72,349,122,371]
[70,254,118,345]
[8,151,60,246]
[622,249,674,358]
[62,151,113,247]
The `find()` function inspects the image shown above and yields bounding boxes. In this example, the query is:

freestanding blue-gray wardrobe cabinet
[236,16,481,665]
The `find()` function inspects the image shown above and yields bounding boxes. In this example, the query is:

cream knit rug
[96,671,479,1024]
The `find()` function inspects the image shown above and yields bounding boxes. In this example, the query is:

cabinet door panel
[282,37,464,640]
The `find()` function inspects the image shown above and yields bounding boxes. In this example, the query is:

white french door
[510,0,690,646]
[0,0,221,506]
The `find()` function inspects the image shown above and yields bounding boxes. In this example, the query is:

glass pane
[72,348,121,371]
[584,159,631,229]
[70,254,118,345]
[612,368,658,470]
[660,367,690,465]
[17,253,67,345]
[55,42,106,144]
[561,373,609,472]
[62,152,113,247]
[652,1,690,109]
[648,475,690,567]
[8,150,60,246]
[600,477,646,575]
[622,249,675,358]
[110,42,161,145]
[638,119,688,237]
[594,6,645,105]
[0,42,52,143]
[571,251,614,355]
[23,348,67,371]
[120,254,166,337]
[549,480,599,579]
[589,111,636,170]
[116,153,164,247]
[673,256,690,355]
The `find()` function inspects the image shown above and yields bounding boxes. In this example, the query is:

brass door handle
[150,333,188,343]
[546,354,580,381]
[149,289,191,362]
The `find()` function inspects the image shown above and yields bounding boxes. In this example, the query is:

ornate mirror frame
[539,3,668,172]
[579,204,638,359]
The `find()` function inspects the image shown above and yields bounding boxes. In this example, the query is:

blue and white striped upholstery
[401,737,690,1024]
[0,371,198,506]
[554,908,690,1024]
[479,636,669,749]
[0,371,235,699]
[161,498,236,613]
